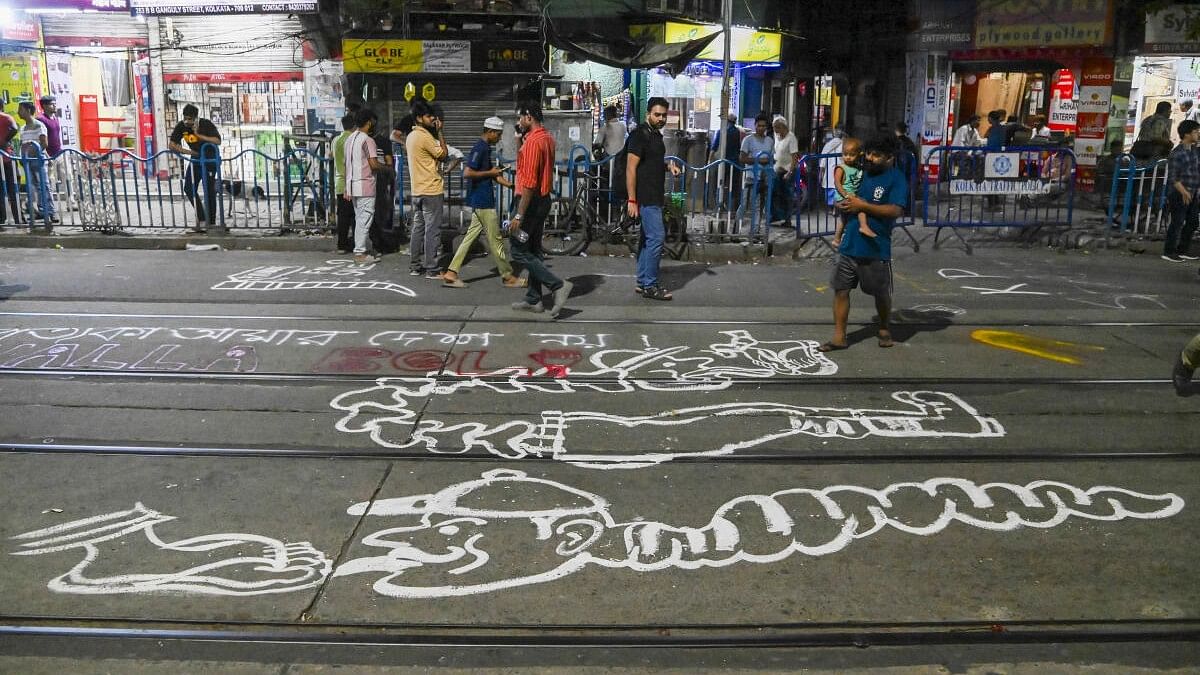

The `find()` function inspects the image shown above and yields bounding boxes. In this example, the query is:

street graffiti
[212,260,417,296]
[12,472,1183,598]
[0,326,356,372]
[937,268,1166,309]
[971,329,1106,365]
[9,503,330,596]
[333,389,1004,468]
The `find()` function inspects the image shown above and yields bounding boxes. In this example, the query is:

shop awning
[545,18,719,72]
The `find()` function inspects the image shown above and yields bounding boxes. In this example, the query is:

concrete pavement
[0,244,1196,671]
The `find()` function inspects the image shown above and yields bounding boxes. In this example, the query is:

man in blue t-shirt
[442,117,524,289]
[819,133,909,352]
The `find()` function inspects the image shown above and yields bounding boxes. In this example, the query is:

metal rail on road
[1,619,1198,648]
[0,311,1195,329]
[3,441,1197,465]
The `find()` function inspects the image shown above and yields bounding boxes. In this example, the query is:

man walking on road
[509,103,572,318]
[343,108,388,264]
[819,133,909,352]
[625,96,681,301]
[1162,119,1200,263]
[442,116,523,289]
[406,100,449,278]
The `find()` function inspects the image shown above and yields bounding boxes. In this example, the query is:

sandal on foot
[443,278,467,288]
[817,341,849,352]
[502,276,528,288]
[877,333,895,348]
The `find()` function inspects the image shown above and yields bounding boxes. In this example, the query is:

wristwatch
[513,213,523,221]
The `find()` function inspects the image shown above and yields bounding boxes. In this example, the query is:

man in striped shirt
[343,108,388,264]
[509,103,572,318]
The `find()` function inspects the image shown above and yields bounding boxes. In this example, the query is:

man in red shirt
[0,110,22,227]
[509,103,572,318]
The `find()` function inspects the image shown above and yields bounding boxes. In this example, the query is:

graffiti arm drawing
[10,503,331,595]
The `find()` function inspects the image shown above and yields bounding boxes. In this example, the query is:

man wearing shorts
[819,133,908,352]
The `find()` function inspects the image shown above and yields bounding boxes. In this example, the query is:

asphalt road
[0,245,1197,673]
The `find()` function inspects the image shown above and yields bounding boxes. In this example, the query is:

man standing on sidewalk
[17,101,57,228]
[169,104,221,233]
[0,109,22,227]
[443,116,523,289]
[510,103,572,318]
[818,133,908,353]
[405,100,448,278]
[332,113,356,253]
[1162,119,1200,263]
[625,96,681,301]
[343,108,388,264]
[37,96,70,211]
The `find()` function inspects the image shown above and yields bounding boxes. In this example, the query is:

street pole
[715,0,733,203]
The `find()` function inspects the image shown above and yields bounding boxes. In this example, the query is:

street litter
[186,244,223,251]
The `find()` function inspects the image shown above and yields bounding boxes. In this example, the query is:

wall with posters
[1073,57,1113,192]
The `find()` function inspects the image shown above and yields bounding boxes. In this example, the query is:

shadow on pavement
[844,307,957,347]
[0,281,30,300]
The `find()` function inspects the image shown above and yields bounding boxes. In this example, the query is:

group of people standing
[332,97,690,317]
[0,96,66,230]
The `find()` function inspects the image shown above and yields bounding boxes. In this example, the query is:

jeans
[1164,190,1199,257]
[410,194,447,272]
[509,194,562,304]
[185,161,217,228]
[635,205,664,288]
[352,196,374,255]
[336,193,354,251]
[23,156,55,221]
[736,178,768,233]
[771,169,793,222]
[449,207,513,279]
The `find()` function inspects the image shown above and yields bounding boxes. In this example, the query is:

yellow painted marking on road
[970,329,1105,365]
[893,271,929,293]
[814,284,828,292]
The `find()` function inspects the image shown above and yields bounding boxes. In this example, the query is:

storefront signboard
[661,22,781,63]
[128,0,317,15]
[975,0,1111,49]
[1,14,40,42]
[343,40,471,74]
[10,0,128,9]
[907,0,975,51]
[471,41,547,73]
[1145,4,1200,53]
[1048,69,1076,133]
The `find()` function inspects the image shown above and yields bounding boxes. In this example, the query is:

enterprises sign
[342,40,471,73]
[128,0,317,15]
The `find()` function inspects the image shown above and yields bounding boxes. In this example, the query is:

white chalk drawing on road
[332,469,1185,598]
[0,342,259,372]
[10,503,330,595]
[212,260,416,296]
[937,268,1166,309]
[12,473,1182,599]
[334,388,1004,469]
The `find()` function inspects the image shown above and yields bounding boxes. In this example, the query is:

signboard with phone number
[128,0,316,15]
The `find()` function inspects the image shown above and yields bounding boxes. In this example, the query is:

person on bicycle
[625,96,682,301]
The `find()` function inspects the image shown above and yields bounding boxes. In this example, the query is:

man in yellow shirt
[405,100,449,278]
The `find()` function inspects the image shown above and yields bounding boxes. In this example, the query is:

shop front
[1124,6,1200,149]
[341,37,548,151]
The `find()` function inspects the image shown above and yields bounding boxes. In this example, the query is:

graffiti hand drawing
[213,261,417,297]
[333,469,1185,598]
[10,503,331,595]
[334,388,1004,468]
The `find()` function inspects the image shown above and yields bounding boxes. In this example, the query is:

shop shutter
[388,75,518,151]
[158,16,304,79]
[41,14,149,46]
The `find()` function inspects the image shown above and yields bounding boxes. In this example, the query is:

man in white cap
[771,114,800,224]
[442,116,524,288]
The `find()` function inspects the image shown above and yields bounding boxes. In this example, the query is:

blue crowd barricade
[1107,154,1169,238]
[790,150,919,251]
[1,143,334,232]
[923,145,1076,253]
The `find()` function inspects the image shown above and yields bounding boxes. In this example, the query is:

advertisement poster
[0,57,35,116]
[45,52,76,148]
[304,59,344,133]
[1047,69,1076,133]
[342,40,469,74]
[1073,57,1113,192]
[906,52,949,177]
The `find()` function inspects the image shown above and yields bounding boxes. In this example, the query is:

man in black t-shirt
[625,96,682,301]
[169,103,221,233]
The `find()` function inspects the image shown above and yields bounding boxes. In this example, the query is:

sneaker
[511,300,544,314]
[1162,255,1185,263]
[353,253,375,264]
[1180,254,1200,261]
[1173,355,1194,397]
[409,269,423,276]
[641,284,673,301]
[550,280,574,318]
[424,271,443,280]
